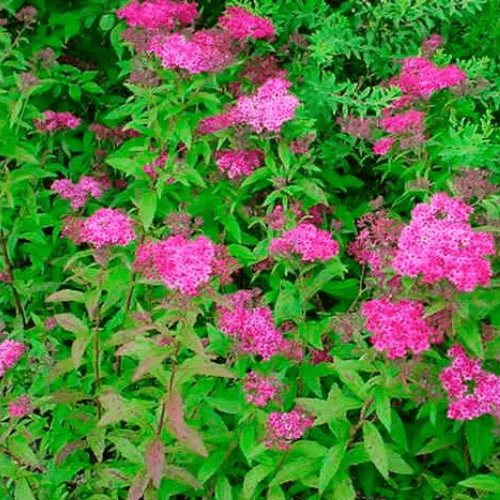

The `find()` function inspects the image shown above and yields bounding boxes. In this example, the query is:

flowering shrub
[0,0,500,499]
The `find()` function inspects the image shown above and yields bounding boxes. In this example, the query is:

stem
[93,268,104,420]
[156,341,180,437]
[0,230,27,329]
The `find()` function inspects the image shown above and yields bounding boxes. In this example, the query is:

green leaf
[15,478,36,500]
[374,386,391,432]
[175,118,192,149]
[459,475,500,492]
[46,289,85,303]
[423,473,449,496]
[72,337,90,369]
[83,82,103,94]
[465,418,494,468]
[99,14,115,31]
[54,313,89,336]
[197,449,227,484]
[387,449,413,474]
[274,281,303,324]
[363,421,389,480]
[269,459,319,487]
[227,244,256,265]
[136,190,157,231]
[241,464,274,500]
[456,316,483,358]
[318,443,346,494]
[332,475,356,500]
[215,475,232,500]
[218,214,242,243]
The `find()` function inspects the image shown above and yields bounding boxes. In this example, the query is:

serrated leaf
[274,281,303,323]
[99,14,115,31]
[166,465,203,490]
[363,421,389,480]
[110,437,143,464]
[72,337,90,369]
[127,470,150,500]
[318,443,345,494]
[54,313,88,336]
[46,289,85,303]
[269,459,319,487]
[145,438,165,488]
[241,464,274,500]
[465,418,494,468]
[374,386,391,432]
[136,190,157,231]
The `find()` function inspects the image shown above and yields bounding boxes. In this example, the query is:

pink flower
[214,149,264,179]
[34,111,81,132]
[51,175,106,210]
[361,299,440,359]
[134,236,235,295]
[196,107,240,135]
[440,345,500,420]
[218,6,275,40]
[391,193,496,291]
[80,208,136,248]
[148,29,237,74]
[8,395,32,418]
[243,371,281,407]
[265,406,315,450]
[373,137,394,155]
[217,290,286,360]
[116,0,198,30]
[269,223,340,262]
[379,109,426,134]
[0,340,26,377]
[265,205,287,230]
[233,78,300,133]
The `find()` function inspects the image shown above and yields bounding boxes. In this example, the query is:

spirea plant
[1,0,500,499]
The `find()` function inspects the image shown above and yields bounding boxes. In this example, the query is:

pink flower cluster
[213,149,265,179]
[0,340,26,378]
[391,193,496,292]
[390,56,467,104]
[148,29,237,74]
[8,395,32,418]
[232,78,300,134]
[361,299,441,359]
[196,107,240,136]
[440,344,500,420]
[142,152,175,184]
[34,111,81,132]
[265,406,315,450]
[217,290,285,360]
[242,371,281,407]
[89,123,141,145]
[134,236,235,295]
[269,223,339,262]
[218,6,276,40]
[116,0,198,30]
[51,176,106,210]
[63,208,136,248]
[348,211,404,278]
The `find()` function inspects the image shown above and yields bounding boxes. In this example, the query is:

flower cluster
[196,106,240,136]
[63,208,136,248]
[361,299,441,359]
[391,193,496,292]
[440,344,500,420]
[8,395,32,418]
[134,235,236,295]
[389,56,467,104]
[269,223,339,262]
[265,406,315,450]
[217,290,286,360]
[51,176,106,210]
[0,340,26,378]
[213,149,265,180]
[452,166,499,202]
[142,152,174,184]
[116,0,198,30]
[242,371,282,407]
[232,78,300,134]
[218,6,276,41]
[88,123,141,146]
[148,28,237,74]
[34,111,81,132]
[348,210,404,278]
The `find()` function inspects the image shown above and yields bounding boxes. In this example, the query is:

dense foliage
[1,0,500,499]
